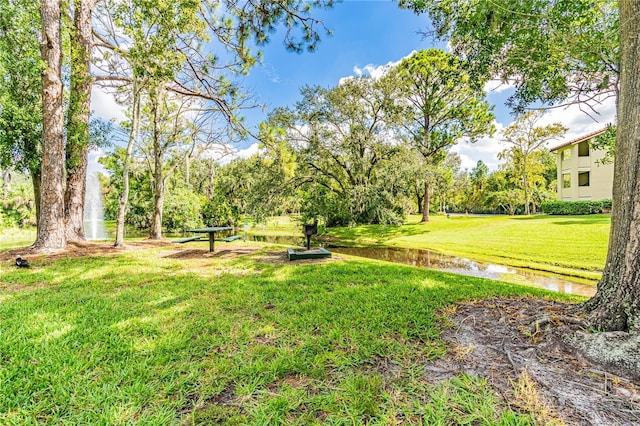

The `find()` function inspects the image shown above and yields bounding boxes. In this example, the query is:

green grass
[325,214,610,280]
[0,227,36,251]
[248,216,304,237]
[0,245,577,424]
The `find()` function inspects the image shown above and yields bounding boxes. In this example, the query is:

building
[550,127,614,201]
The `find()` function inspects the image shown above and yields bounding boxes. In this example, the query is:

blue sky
[232,0,616,169]
[91,0,616,171]
[240,1,442,126]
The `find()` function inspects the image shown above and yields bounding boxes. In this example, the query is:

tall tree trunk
[149,88,164,240]
[34,0,66,252]
[64,0,94,241]
[522,161,530,215]
[64,150,88,240]
[114,82,141,247]
[583,0,640,332]
[30,168,41,228]
[421,177,430,222]
[185,155,190,186]
[416,186,423,214]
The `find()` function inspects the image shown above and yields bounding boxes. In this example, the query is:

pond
[247,235,596,297]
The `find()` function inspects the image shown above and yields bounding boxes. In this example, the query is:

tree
[64,0,96,241]
[92,0,334,242]
[266,77,402,225]
[388,49,494,222]
[0,0,43,227]
[400,0,640,334]
[499,111,566,215]
[399,0,619,113]
[35,0,67,251]
[466,160,489,213]
[583,1,640,332]
[592,124,616,164]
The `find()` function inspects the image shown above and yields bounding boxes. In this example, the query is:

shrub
[541,200,612,215]
[163,190,205,231]
[201,194,240,227]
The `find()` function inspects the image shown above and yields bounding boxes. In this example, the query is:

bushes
[541,200,611,215]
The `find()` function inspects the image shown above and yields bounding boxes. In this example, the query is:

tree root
[526,314,588,334]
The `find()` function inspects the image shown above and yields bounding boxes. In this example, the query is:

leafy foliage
[0,171,36,228]
[162,189,204,231]
[387,49,494,220]
[264,77,403,225]
[542,200,612,215]
[400,0,619,112]
[591,125,616,164]
[499,111,566,214]
[0,0,43,176]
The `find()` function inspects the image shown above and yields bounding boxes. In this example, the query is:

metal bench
[218,235,243,242]
[175,236,204,243]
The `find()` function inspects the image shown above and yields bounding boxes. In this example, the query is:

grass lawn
[247,215,304,238]
[0,228,36,251]
[324,214,610,280]
[0,243,579,424]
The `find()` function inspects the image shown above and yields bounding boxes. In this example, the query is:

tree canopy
[399,0,619,113]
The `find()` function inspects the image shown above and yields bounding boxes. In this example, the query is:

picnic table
[186,226,233,252]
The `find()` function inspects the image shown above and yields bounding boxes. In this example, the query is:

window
[563,173,571,188]
[578,141,590,157]
[579,171,590,187]
[562,148,572,161]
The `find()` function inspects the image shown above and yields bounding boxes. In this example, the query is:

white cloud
[350,51,416,81]
[91,87,126,123]
[217,143,260,165]
[484,79,515,94]
[451,121,505,171]
[538,95,616,148]
[453,95,617,170]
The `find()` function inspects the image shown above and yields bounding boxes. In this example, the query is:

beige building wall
[555,139,614,201]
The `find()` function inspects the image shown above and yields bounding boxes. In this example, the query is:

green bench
[175,236,204,243]
[218,235,243,242]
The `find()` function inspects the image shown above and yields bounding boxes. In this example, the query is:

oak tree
[400,0,640,334]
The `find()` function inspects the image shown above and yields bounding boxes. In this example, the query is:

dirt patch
[0,240,173,264]
[431,297,640,425]
[161,246,264,260]
[2,240,342,267]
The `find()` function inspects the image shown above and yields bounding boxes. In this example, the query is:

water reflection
[242,235,595,297]
[329,246,596,297]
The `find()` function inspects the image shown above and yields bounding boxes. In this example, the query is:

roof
[550,127,610,152]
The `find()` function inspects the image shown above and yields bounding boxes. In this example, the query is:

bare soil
[3,242,639,424]
[432,297,640,425]
[0,240,342,265]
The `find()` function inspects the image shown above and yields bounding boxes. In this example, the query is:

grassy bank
[0,244,578,424]
[0,227,36,251]
[324,214,610,281]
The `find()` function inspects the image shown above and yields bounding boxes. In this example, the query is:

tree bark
[30,167,41,228]
[421,177,430,222]
[64,0,95,241]
[583,0,640,332]
[149,88,164,240]
[34,0,66,252]
[114,82,141,247]
[522,159,530,215]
